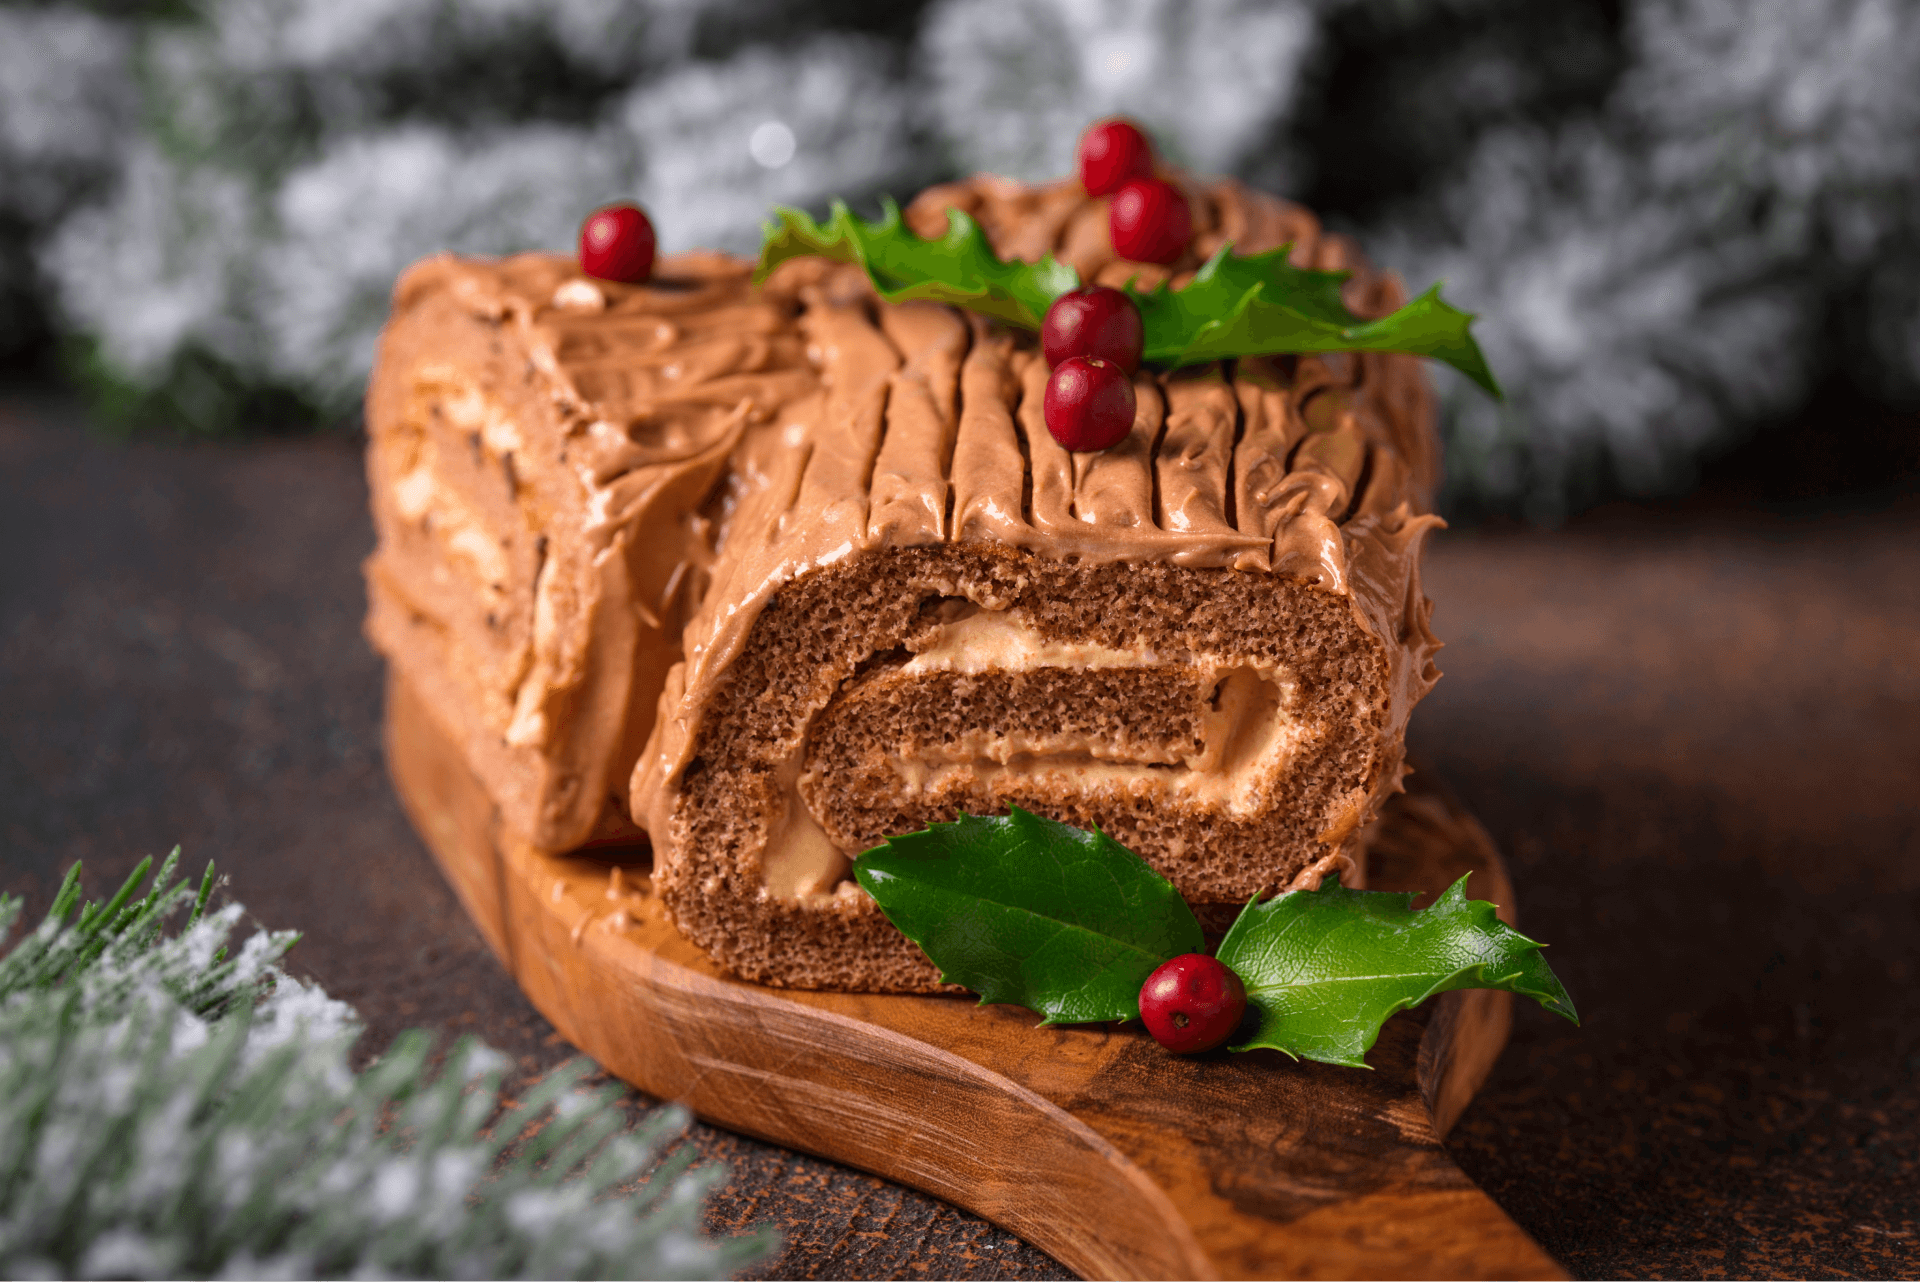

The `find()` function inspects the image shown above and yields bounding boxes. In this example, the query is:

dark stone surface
[3,388,1916,1278]
[1416,495,1920,1279]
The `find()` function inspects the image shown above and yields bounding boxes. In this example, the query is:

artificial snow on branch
[0,851,770,1281]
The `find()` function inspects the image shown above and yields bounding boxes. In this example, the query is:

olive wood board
[385,672,1564,1281]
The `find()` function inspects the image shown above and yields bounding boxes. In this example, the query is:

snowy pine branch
[0,854,770,1281]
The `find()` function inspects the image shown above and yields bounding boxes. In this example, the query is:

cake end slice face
[645,535,1434,993]
[800,562,1390,903]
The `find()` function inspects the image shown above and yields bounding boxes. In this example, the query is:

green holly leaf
[754,199,1501,394]
[854,808,1204,1025]
[1124,245,1503,396]
[1218,875,1577,1068]
[755,199,1078,329]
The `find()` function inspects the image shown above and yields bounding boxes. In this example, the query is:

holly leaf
[1218,875,1577,1068]
[1124,245,1502,396]
[755,199,1078,329]
[755,200,1500,393]
[854,808,1204,1025]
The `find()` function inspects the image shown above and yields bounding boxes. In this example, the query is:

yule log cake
[364,171,1445,992]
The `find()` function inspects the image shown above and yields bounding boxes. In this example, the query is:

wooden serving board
[386,673,1563,1281]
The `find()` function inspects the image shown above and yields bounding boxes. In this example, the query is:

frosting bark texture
[363,175,1445,993]
[364,251,815,851]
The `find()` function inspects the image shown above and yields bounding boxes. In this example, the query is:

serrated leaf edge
[1222,875,1578,1066]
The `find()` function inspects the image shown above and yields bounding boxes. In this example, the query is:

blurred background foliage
[1,0,1917,518]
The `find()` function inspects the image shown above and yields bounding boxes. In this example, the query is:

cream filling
[758,610,1306,901]
[761,750,854,900]
[887,664,1302,819]
[900,604,1159,675]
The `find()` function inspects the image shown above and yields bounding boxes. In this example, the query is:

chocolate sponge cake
[365,174,1445,993]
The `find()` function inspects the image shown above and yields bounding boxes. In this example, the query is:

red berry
[1110,178,1192,265]
[1043,357,1136,452]
[1139,954,1247,1054]
[1042,287,1145,373]
[579,203,656,283]
[1078,119,1155,197]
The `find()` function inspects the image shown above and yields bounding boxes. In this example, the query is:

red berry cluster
[1040,285,1143,452]
[1039,120,1197,454]
[1076,119,1192,266]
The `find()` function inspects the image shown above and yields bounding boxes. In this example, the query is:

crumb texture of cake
[363,250,815,851]
[628,177,1446,992]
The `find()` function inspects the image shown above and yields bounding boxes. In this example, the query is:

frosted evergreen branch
[0,857,772,1280]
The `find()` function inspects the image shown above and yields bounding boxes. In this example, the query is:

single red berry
[1042,287,1145,373]
[1078,118,1155,197]
[1043,356,1136,452]
[1110,177,1192,265]
[579,203,656,283]
[1139,953,1248,1054]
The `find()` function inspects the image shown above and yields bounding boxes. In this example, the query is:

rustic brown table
[2,388,1914,1279]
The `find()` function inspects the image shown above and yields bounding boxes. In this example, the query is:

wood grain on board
[387,671,1564,1281]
